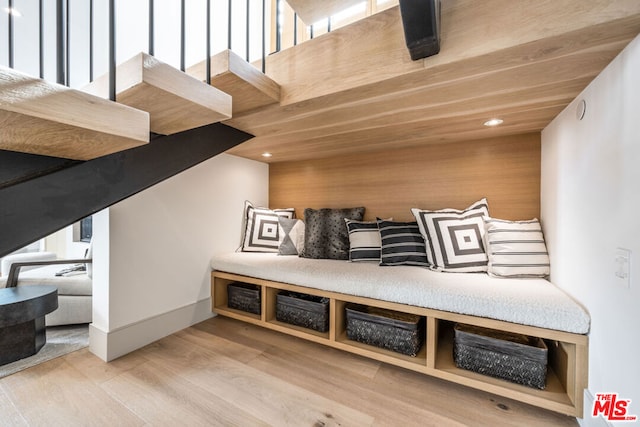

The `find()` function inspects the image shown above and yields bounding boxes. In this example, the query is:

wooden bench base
[211,271,588,418]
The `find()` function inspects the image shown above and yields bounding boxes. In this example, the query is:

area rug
[0,324,89,379]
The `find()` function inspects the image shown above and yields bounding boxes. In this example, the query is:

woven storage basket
[346,304,424,356]
[453,324,548,389]
[227,282,261,315]
[276,291,330,332]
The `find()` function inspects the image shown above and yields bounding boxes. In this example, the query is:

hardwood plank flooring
[0,316,578,426]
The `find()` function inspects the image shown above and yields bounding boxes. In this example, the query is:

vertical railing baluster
[39,0,44,77]
[275,0,281,52]
[261,0,265,73]
[245,0,250,61]
[149,0,154,55]
[328,17,331,33]
[293,13,297,46]
[8,0,14,68]
[227,0,232,50]
[56,0,65,84]
[108,0,116,101]
[180,0,185,71]
[89,0,94,81]
[66,0,70,85]
[310,25,314,39]
[206,0,211,84]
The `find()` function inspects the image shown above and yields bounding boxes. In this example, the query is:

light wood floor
[0,316,578,426]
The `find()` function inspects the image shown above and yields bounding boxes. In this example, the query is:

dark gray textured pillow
[303,207,365,260]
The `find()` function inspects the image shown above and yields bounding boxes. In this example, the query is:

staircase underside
[188,49,281,115]
[84,53,232,135]
[222,1,640,163]
[0,123,253,258]
[0,66,149,160]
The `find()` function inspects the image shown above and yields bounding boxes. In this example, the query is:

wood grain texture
[223,2,640,163]
[0,66,149,160]
[0,317,578,426]
[84,53,231,135]
[285,0,364,24]
[187,49,281,115]
[270,133,541,221]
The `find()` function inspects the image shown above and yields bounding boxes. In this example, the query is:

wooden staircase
[0,66,149,161]
[188,49,281,115]
[0,50,280,255]
[0,49,281,161]
[84,53,232,135]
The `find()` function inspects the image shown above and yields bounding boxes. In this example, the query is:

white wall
[541,35,640,424]
[90,153,268,361]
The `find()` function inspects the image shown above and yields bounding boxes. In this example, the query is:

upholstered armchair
[0,251,92,326]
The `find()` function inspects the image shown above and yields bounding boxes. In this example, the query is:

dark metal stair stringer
[0,123,253,257]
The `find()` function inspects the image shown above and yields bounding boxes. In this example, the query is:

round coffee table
[0,285,58,366]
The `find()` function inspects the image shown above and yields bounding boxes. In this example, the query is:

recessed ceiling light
[261,152,273,158]
[4,7,22,17]
[483,118,504,127]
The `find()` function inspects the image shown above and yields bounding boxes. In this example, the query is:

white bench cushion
[211,252,590,334]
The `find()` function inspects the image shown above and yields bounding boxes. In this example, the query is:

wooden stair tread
[0,66,149,161]
[285,0,363,24]
[188,49,280,115]
[84,53,231,135]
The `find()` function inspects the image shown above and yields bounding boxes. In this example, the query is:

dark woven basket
[346,305,424,356]
[453,324,548,389]
[276,291,329,332]
[227,282,261,315]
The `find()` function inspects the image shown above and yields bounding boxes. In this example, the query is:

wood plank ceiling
[222,0,640,163]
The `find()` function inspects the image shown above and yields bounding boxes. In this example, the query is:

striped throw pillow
[484,218,550,278]
[345,219,383,262]
[411,198,490,272]
[377,220,429,267]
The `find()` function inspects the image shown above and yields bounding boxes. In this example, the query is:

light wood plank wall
[270,133,540,222]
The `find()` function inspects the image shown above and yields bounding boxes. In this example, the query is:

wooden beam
[0,66,149,161]
[84,53,231,135]
[187,49,281,115]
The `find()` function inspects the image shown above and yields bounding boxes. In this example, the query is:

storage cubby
[211,271,588,417]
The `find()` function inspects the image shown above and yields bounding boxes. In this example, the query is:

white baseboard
[89,298,215,362]
[579,390,613,427]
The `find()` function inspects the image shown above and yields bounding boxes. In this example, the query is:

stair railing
[2,0,286,94]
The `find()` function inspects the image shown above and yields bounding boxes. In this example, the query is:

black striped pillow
[377,220,429,267]
[484,218,550,278]
[345,219,383,262]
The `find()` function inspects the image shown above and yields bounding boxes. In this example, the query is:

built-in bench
[210,252,590,417]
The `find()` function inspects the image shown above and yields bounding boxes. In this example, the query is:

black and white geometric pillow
[377,220,429,267]
[278,218,306,256]
[411,198,490,272]
[345,219,383,262]
[241,201,295,252]
[484,217,550,278]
